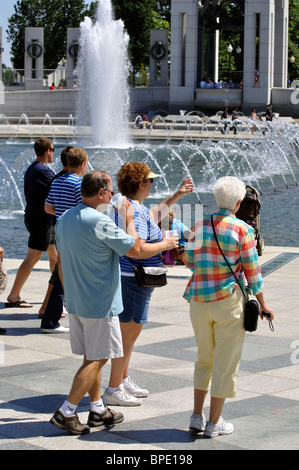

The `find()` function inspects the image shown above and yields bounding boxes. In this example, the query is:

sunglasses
[148,178,154,183]
[48,148,55,152]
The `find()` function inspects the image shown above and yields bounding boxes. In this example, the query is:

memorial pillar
[24,27,44,90]
[149,29,168,87]
[169,0,198,113]
[274,0,289,88]
[67,28,80,89]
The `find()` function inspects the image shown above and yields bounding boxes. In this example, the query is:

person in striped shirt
[183,176,274,438]
[41,148,88,333]
[45,148,88,221]
[102,161,194,407]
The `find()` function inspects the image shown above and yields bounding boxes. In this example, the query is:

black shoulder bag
[211,215,273,332]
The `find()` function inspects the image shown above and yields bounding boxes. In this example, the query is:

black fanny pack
[129,259,167,288]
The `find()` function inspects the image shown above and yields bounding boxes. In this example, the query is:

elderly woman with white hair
[182,176,274,438]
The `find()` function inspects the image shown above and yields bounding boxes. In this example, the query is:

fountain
[75,0,130,147]
[0,118,299,258]
[42,114,56,142]
[0,0,298,257]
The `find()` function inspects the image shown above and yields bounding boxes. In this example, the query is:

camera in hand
[262,311,271,318]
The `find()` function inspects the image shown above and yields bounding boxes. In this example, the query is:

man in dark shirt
[6,138,57,308]
[265,104,273,121]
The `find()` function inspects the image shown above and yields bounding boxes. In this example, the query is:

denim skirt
[119,275,154,324]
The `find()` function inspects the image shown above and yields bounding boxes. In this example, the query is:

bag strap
[211,215,274,332]
[211,215,247,301]
[128,258,139,271]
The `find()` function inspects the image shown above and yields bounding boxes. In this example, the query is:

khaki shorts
[69,314,123,361]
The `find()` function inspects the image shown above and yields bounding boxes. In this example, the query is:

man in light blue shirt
[50,170,140,435]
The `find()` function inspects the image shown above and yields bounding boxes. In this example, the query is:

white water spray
[76,0,130,147]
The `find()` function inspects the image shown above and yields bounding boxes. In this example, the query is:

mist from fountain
[75,0,130,148]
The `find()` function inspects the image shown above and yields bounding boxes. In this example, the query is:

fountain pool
[0,123,298,258]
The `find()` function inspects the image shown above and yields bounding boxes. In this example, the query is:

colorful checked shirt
[182,208,263,303]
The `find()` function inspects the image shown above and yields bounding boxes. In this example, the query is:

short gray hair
[213,176,246,211]
[81,170,110,198]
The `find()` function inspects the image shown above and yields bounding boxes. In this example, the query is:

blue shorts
[119,275,154,324]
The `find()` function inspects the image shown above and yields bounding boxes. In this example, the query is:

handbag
[211,215,273,332]
[0,260,8,295]
[129,259,167,288]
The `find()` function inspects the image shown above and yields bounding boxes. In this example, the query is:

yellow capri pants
[190,287,245,398]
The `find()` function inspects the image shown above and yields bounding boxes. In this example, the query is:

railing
[1,68,67,87]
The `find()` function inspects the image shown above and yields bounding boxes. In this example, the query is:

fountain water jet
[76,0,130,148]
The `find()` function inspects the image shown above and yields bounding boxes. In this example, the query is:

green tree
[112,0,157,77]
[288,0,299,80]
[7,0,95,71]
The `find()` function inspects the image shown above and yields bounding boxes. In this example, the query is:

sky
[1,0,94,68]
[1,0,15,67]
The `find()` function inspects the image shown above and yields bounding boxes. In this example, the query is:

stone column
[24,27,44,90]
[0,27,4,106]
[0,27,3,70]
[243,0,275,111]
[169,0,198,113]
[149,29,168,87]
[67,28,80,89]
[274,0,289,88]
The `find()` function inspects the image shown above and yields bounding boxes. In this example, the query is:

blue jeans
[41,276,64,329]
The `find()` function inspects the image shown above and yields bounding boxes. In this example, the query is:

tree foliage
[112,0,157,74]
[7,0,94,70]
[7,0,298,81]
[288,0,299,80]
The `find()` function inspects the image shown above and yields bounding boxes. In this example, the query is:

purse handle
[211,215,247,301]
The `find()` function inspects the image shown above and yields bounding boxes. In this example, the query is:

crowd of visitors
[0,138,274,437]
[198,77,243,89]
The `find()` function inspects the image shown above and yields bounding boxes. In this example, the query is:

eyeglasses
[48,148,55,152]
[106,189,115,197]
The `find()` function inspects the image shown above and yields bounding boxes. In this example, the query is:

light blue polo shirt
[56,203,135,318]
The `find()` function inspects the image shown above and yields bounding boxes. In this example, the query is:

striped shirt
[46,173,82,220]
[112,198,163,275]
[182,208,263,303]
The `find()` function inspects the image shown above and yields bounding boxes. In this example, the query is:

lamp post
[290,55,295,83]
[227,44,233,82]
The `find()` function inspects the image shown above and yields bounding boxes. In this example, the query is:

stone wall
[0,86,298,119]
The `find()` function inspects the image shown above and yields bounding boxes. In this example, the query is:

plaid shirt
[182,209,263,303]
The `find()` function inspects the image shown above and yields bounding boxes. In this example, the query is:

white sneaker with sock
[189,412,206,432]
[102,383,142,406]
[204,416,234,438]
[123,376,149,398]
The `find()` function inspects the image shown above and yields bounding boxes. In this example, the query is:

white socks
[60,399,106,417]
[90,399,106,414]
[107,378,129,395]
[60,400,77,417]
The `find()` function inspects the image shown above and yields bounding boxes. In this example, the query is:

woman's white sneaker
[189,413,206,432]
[123,376,149,398]
[102,383,142,406]
[204,417,234,438]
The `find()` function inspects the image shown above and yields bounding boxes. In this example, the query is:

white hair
[213,176,246,211]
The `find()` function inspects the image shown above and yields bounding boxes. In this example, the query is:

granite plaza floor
[0,245,299,451]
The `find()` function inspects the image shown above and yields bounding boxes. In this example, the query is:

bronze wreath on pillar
[150,42,167,61]
[68,42,80,60]
[27,42,43,59]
